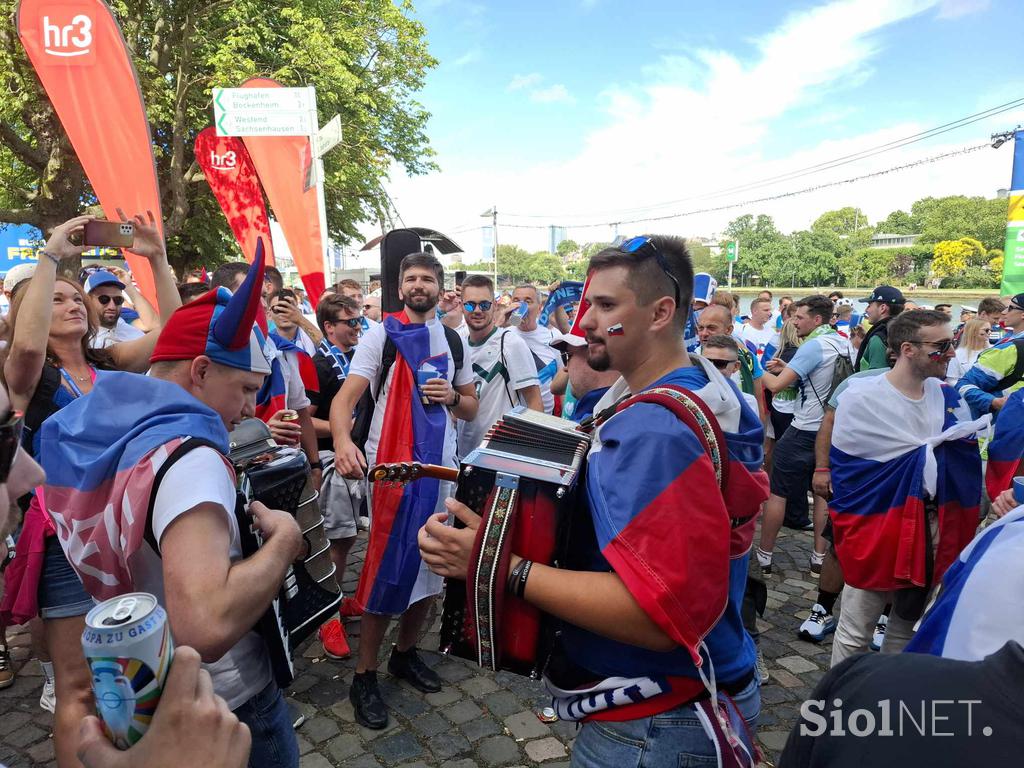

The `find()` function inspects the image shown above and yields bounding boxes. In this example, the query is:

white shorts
[319,451,364,540]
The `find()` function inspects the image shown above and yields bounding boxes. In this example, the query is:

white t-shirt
[90,318,145,349]
[737,323,775,363]
[513,325,561,414]
[457,328,539,456]
[348,318,473,466]
[129,447,272,710]
[946,347,984,386]
[787,333,850,431]
[280,349,312,411]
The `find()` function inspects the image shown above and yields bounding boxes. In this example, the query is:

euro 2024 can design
[82,592,174,749]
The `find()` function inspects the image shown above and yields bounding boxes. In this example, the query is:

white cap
[548,330,587,349]
[4,262,36,294]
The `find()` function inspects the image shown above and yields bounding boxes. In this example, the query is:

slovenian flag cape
[830,375,989,591]
[985,387,1024,501]
[37,372,231,600]
[906,501,1024,660]
[356,314,452,615]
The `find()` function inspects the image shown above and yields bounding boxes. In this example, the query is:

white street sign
[215,111,314,137]
[318,114,343,155]
[213,87,314,114]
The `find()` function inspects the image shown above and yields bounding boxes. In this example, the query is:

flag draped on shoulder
[985,388,1024,500]
[37,373,231,600]
[830,375,989,591]
[356,314,451,615]
[906,503,1024,660]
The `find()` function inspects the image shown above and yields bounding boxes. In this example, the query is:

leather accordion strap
[469,481,519,671]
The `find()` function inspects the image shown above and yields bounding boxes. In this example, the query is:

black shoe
[350,671,388,729]
[387,646,442,693]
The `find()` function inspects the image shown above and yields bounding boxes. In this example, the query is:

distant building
[870,232,921,249]
[549,225,567,254]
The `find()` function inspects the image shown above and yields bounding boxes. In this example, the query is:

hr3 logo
[210,150,238,171]
[42,14,93,57]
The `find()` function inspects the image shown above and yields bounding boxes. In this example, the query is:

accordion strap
[598,385,729,492]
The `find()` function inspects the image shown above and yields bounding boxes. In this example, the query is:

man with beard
[418,236,769,766]
[457,274,542,455]
[85,269,156,347]
[331,252,478,729]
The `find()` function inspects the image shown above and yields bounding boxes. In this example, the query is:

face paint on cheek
[606,323,624,336]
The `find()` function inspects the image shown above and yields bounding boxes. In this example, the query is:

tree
[912,196,1007,252]
[811,207,873,248]
[525,252,565,284]
[555,239,580,262]
[564,259,589,280]
[877,209,916,234]
[495,244,533,284]
[0,0,437,270]
[931,237,988,281]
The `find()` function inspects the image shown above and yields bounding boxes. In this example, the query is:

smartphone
[75,221,135,249]
[455,270,467,287]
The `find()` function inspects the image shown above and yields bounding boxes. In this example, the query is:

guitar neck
[370,463,460,484]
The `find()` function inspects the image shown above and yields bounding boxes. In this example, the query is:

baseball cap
[1008,293,1024,310]
[960,305,978,314]
[548,330,587,351]
[83,270,126,294]
[3,263,36,294]
[858,285,905,306]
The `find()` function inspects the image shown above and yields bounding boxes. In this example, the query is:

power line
[500,97,1024,220]
[494,142,989,231]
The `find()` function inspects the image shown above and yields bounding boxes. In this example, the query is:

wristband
[309,460,323,470]
[40,250,61,267]
[813,467,831,473]
[507,559,532,599]
[450,390,461,408]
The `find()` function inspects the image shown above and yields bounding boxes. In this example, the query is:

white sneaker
[39,678,56,713]
[798,603,837,643]
[357,515,370,531]
[755,547,773,576]
[871,614,888,651]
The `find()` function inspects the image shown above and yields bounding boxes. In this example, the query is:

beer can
[281,409,299,422]
[509,300,529,326]
[82,593,174,750]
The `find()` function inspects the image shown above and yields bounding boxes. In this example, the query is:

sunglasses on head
[462,300,493,313]
[909,338,954,358]
[619,237,681,308]
[331,317,362,329]
[709,357,737,370]
[0,411,24,484]
[95,295,124,306]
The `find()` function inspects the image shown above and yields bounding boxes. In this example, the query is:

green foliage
[555,239,580,260]
[525,252,565,285]
[564,259,589,280]
[912,197,1007,252]
[931,237,988,279]
[838,245,931,287]
[0,0,437,271]
[878,209,916,234]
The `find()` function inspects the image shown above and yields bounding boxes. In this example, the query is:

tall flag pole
[1000,130,1024,295]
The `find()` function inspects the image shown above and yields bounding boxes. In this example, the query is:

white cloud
[937,0,990,18]
[530,84,574,104]
[507,72,543,91]
[449,47,481,69]
[377,0,1014,262]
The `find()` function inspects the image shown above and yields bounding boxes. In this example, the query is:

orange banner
[239,78,326,304]
[17,0,162,303]
[195,128,275,267]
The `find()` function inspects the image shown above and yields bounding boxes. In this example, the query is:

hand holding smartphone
[70,220,135,249]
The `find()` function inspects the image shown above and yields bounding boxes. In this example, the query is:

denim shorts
[232,681,299,768]
[38,536,95,620]
[571,676,761,768]
[769,426,817,499]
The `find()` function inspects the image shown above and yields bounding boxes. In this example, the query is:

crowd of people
[0,214,1021,768]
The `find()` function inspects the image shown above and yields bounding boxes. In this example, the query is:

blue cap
[858,285,905,305]
[84,270,126,294]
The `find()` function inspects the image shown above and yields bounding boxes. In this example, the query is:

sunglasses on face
[95,295,125,306]
[618,237,681,308]
[462,300,493,313]
[0,411,24,484]
[331,317,362,329]
[709,358,737,370]
[909,338,954,358]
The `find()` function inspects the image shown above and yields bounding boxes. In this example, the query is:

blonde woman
[946,317,991,385]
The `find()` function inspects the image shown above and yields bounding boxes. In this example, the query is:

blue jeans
[232,681,299,768]
[571,676,761,767]
[38,536,94,619]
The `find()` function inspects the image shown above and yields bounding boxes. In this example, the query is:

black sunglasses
[909,338,954,358]
[331,317,362,329]
[619,237,681,308]
[95,295,125,306]
[0,411,24,484]
[709,358,737,370]
[463,300,493,313]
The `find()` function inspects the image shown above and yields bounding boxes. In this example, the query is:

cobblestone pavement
[0,525,832,767]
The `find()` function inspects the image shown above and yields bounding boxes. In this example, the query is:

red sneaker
[318,619,351,659]
[340,597,364,618]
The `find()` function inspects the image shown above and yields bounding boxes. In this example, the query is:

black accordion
[229,418,341,688]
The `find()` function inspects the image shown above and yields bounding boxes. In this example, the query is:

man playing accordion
[419,235,769,767]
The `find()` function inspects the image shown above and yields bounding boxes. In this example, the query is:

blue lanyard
[59,367,92,398]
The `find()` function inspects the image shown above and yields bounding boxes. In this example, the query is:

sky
[359,0,1024,264]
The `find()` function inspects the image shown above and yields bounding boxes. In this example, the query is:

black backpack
[350,324,465,448]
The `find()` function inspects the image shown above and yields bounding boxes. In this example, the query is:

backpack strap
[995,338,1024,391]
[143,437,228,555]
